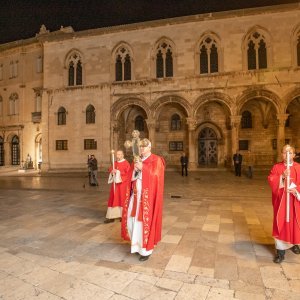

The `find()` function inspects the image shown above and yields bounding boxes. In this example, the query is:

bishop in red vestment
[121,138,165,261]
[104,150,130,223]
[268,144,300,263]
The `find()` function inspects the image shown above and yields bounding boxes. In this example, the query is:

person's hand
[111,169,116,174]
[288,188,298,196]
[134,161,143,171]
[282,169,290,179]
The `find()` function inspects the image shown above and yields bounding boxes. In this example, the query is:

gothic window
[241,111,252,129]
[156,42,173,78]
[0,136,3,166]
[135,115,145,132]
[11,135,20,165]
[67,53,82,86]
[9,93,19,115]
[57,107,66,125]
[246,31,268,70]
[171,114,181,130]
[199,37,219,74]
[115,47,132,81]
[86,105,95,124]
[297,36,300,67]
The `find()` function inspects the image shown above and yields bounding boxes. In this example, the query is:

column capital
[230,115,242,127]
[276,113,289,126]
[145,118,156,129]
[186,117,197,130]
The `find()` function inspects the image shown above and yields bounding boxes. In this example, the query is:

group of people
[88,141,300,265]
[104,138,165,261]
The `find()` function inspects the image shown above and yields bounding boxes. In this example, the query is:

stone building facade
[0,3,299,172]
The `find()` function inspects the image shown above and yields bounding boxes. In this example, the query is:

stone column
[230,115,241,164]
[146,119,156,151]
[40,90,50,172]
[276,113,289,160]
[186,117,197,170]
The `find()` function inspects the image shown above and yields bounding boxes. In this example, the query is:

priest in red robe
[104,150,131,223]
[268,144,300,263]
[121,138,165,261]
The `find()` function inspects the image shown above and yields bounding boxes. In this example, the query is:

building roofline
[1,2,299,51]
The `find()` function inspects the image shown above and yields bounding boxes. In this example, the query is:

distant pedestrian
[180,152,188,176]
[88,155,99,186]
[233,151,242,177]
[247,151,255,179]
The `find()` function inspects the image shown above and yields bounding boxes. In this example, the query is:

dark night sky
[0,0,298,44]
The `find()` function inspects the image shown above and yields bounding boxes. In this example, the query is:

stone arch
[195,121,223,140]
[111,97,151,121]
[283,87,300,111]
[236,88,280,114]
[151,95,192,120]
[193,92,233,117]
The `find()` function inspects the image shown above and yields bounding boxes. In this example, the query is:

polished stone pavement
[0,170,300,300]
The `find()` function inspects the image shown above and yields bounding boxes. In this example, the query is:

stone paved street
[0,170,300,299]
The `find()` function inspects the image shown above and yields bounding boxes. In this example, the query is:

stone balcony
[31,111,41,123]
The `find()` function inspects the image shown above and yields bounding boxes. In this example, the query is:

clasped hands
[134,161,143,172]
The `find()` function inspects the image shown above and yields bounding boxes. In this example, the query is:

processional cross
[124,130,141,163]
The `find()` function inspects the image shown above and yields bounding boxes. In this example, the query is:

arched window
[199,37,219,74]
[246,31,268,70]
[57,107,66,125]
[297,35,300,67]
[11,135,20,165]
[241,111,252,129]
[9,93,19,115]
[156,42,173,78]
[67,53,82,86]
[135,116,144,132]
[0,136,4,166]
[115,47,132,81]
[171,114,181,130]
[86,105,95,124]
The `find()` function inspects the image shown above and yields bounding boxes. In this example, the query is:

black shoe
[290,245,300,254]
[139,255,150,261]
[104,219,114,224]
[273,250,285,263]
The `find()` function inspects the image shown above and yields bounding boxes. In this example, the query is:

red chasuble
[121,154,165,251]
[268,161,300,244]
[107,160,131,210]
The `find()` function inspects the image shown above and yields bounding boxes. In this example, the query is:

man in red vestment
[121,138,165,261]
[268,144,300,263]
[104,150,130,223]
